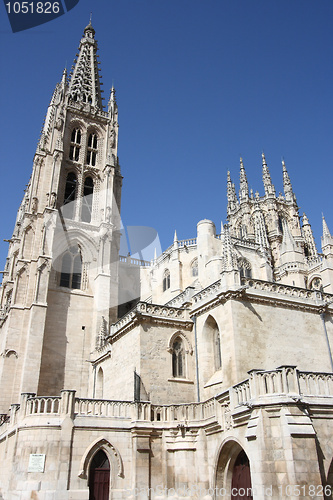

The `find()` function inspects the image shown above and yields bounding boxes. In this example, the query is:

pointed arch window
[69,128,81,161]
[172,337,185,378]
[63,172,77,219]
[59,246,82,290]
[191,259,198,277]
[81,176,94,223]
[214,328,222,371]
[86,133,98,166]
[239,259,252,279]
[163,269,170,292]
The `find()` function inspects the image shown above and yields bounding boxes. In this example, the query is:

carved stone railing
[241,277,333,306]
[150,398,216,422]
[192,280,221,305]
[177,238,197,248]
[165,286,196,308]
[27,396,60,415]
[110,302,188,337]
[298,371,333,397]
[74,399,150,419]
[230,367,333,409]
[119,255,150,267]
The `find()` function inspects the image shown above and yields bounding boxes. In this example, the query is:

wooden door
[231,450,253,500]
[89,450,110,500]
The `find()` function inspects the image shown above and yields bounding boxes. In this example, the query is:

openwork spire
[239,157,249,202]
[282,160,295,204]
[227,171,238,216]
[302,213,318,260]
[262,152,275,197]
[68,21,103,109]
[222,224,238,272]
[253,202,269,249]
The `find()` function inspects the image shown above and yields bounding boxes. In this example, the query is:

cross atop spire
[68,22,103,109]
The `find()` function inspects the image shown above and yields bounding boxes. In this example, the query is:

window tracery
[59,246,82,290]
[172,337,185,378]
[81,176,94,223]
[86,133,98,166]
[163,269,170,292]
[69,128,81,161]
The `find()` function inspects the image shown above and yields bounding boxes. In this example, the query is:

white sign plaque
[28,454,45,473]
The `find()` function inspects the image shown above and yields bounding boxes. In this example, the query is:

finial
[262,151,267,166]
[173,230,178,243]
[322,215,332,239]
[302,213,310,225]
[90,12,92,23]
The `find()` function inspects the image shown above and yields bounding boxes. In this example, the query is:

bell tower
[0,22,122,412]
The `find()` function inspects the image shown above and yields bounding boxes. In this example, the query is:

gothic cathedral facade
[0,23,332,500]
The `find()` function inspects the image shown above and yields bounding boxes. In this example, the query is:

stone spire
[108,86,118,120]
[322,216,332,239]
[280,218,297,254]
[222,224,238,272]
[239,157,249,202]
[68,21,103,109]
[322,216,333,248]
[302,213,318,260]
[253,202,269,249]
[262,152,275,197]
[282,160,296,204]
[227,171,238,216]
[96,316,108,350]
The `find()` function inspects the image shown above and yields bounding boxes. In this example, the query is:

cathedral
[0,22,332,500]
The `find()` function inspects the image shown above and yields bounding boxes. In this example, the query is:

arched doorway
[216,440,253,499]
[89,449,110,500]
[231,450,253,499]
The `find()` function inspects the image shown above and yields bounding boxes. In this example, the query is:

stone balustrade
[27,396,60,415]
[1,368,332,433]
[110,301,188,337]
[241,277,333,305]
[192,280,221,304]
[119,255,150,267]
[165,286,196,308]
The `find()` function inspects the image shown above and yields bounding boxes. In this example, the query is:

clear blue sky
[0,0,332,267]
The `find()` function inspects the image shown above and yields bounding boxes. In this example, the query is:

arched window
[86,133,98,166]
[204,315,222,372]
[81,176,94,223]
[95,367,104,399]
[239,259,252,279]
[172,337,185,378]
[163,269,170,292]
[59,246,82,290]
[63,172,77,219]
[309,277,323,291]
[89,450,110,500]
[278,215,284,234]
[69,128,81,161]
[191,259,198,277]
[214,328,222,371]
